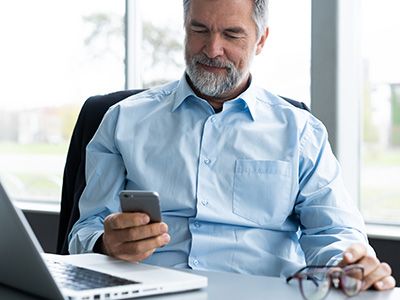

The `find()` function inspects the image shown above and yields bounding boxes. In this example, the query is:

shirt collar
[171,73,197,112]
[233,76,258,121]
[171,72,258,121]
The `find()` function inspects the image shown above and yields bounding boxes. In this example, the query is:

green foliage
[0,142,68,155]
[391,85,400,125]
[362,83,379,143]
[364,149,400,166]
[390,85,400,145]
[142,21,184,87]
[82,12,124,61]
[142,21,183,68]
[361,185,400,223]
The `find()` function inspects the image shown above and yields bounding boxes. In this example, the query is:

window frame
[311,0,400,235]
[310,0,362,207]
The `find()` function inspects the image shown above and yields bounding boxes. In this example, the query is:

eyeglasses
[286,265,364,300]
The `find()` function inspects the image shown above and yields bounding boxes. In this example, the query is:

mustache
[192,54,234,71]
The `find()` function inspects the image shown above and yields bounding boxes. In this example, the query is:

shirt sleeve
[295,116,374,266]
[68,105,126,254]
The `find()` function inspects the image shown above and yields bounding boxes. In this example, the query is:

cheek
[235,45,256,70]
[228,49,249,70]
[185,34,204,56]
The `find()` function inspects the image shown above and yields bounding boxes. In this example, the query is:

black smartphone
[119,190,162,223]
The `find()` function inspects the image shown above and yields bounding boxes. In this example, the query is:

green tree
[363,81,379,144]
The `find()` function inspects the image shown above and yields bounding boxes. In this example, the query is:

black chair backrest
[57,89,310,254]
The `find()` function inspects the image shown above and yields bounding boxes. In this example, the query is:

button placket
[196,113,219,218]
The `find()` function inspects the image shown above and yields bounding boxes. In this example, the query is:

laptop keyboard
[45,258,140,291]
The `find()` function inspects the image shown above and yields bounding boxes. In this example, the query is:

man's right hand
[101,212,170,262]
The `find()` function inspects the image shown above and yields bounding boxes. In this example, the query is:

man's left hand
[339,243,396,290]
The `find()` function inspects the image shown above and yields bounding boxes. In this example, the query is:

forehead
[187,0,256,30]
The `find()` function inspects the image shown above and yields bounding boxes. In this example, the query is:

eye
[224,32,241,39]
[224,30,245,40]
[190,25,208,34]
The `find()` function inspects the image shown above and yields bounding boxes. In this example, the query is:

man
[69,0,395,290]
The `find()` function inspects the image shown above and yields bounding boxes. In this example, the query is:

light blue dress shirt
[69,74,369,277]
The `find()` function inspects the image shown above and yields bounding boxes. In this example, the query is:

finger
[362,262,393,291]
[113,222,169,243]
[356,255,381,277]
[339,243,367,266]
[105,212,150,230]
[118,248,156,263]
[117,233,171,260]
[373,275,396,291]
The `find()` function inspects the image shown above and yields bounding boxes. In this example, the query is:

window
[360,0,400,223]
[0,1,125,209]
[1,0,310,210]
[125,0,184,88]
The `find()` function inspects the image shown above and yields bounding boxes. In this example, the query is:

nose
[203,34,224,58]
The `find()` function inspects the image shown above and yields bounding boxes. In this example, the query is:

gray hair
[183,0,269,38]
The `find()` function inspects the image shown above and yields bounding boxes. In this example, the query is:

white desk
[1,267,399,300]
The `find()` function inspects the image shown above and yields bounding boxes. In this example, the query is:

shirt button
[194,221,201,228]
[204,158,211,165]
[193,259,199,266]
[211,116,216,123]
[201,199,208,206]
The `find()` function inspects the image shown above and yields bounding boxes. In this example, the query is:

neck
[186,73,251,110]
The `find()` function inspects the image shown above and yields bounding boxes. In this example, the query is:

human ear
[255,27,269,55]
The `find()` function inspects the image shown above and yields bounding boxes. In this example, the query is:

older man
[69,0,395,291]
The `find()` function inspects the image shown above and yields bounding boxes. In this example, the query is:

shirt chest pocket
[233,159,294,226]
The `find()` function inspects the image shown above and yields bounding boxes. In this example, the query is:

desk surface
[1,267,399,300]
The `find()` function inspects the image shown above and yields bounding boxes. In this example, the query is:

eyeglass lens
[299,269,331,300]
[339,266,363,296]
[299,266,363,300]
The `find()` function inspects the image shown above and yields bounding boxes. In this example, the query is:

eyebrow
[190,20,208,28]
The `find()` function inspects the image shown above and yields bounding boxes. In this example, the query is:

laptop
[0,182,207,300]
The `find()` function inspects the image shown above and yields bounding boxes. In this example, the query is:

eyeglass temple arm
[286,275,294,284]
[286,266,310,284]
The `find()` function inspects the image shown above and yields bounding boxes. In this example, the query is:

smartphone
[119,190,162,223]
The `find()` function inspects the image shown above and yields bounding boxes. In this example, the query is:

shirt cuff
[69,229,104,254]
[86,230,104,253]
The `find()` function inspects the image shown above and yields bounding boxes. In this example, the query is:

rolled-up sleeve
[68,105,126,254]
[295,117,373,266]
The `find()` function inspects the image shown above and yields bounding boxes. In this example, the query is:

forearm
[297,118,373,265]
[68,105,126,254]
[299,226,373,266]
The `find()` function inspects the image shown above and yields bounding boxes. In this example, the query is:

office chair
[56,89,310,255]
